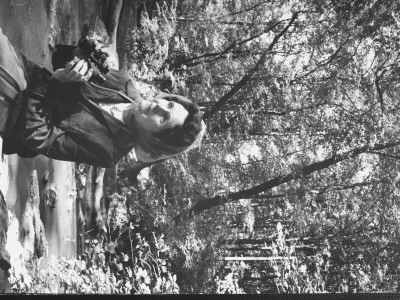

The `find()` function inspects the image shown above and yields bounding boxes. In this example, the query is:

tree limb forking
[173,140,400,224]
[174,18,290,68]
[202,12,299,120]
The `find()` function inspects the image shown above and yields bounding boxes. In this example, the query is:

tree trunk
[83,166,95,231]
[75,163,87,257]
[94,167,106,232]
[224,256,297,261]
[116,0,136,67]
[20,170,47,261]
[222,238,272,245]
[104,0,123,47]
[0,191,10,293]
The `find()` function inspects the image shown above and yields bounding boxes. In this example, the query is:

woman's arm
[20,90,115,167]
[19,62,116,167]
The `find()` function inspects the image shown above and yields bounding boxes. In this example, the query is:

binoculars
[77,36,110,84]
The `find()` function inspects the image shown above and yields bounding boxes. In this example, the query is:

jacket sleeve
[19,79,116,168]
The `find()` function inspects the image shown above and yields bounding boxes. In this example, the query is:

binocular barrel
[77,36,110,83]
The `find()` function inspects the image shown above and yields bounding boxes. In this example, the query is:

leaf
[117,263,123,271]
[159,246,169,253]
[126,267,133,278]
[105,241,117,254]
[125,281,132,290]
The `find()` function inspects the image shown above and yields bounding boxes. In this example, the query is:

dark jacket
[3,61,144,168]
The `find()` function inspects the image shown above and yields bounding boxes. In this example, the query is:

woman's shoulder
[101,69,130,91]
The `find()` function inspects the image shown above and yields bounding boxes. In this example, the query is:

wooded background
[4,0,400,294]
[119,0,400,293]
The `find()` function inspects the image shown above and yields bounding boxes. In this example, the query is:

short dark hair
[152,93,203,148]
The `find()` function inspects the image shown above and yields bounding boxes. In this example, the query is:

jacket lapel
[83,97,132,136]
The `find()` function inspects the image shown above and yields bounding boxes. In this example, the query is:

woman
[0,28,205,168]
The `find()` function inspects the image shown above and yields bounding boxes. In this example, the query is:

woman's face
[133,98,189,133]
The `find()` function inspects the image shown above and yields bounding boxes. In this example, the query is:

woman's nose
[155,104,169,113]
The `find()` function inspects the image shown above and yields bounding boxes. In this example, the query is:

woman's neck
[122,104,140,133]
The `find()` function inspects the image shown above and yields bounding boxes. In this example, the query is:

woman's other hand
[52,59,93,83]
[93,41,119,69]
[72,39,119,69]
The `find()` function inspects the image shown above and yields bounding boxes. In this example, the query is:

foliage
[270,222,328,293]
[214,261,246,294]
[9,222,179,294]
[122,0,400,293]
[127,0,178,91]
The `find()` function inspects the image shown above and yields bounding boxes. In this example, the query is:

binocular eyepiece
[77,36,110,84]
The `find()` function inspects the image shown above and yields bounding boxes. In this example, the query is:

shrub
[9,224,179,294]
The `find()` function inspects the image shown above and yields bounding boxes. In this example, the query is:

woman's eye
[168,102,174,109]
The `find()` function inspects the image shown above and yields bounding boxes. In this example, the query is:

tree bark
[174,140,400,223]
[224,256,297,261]
[116,0,136,67]
[83,166,95,230]
[104,0,123,47]
[20,170,47,260]
[0,191,10,294]
[75,163,87,257]
[94,167,106,232]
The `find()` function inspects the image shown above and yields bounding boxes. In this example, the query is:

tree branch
[203,12,299,120]
[172,18,290,68]
[174,140,400,224]
[368,150,400,160]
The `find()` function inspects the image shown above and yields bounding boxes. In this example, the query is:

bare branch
[174,140,400,224]
[203,12,299,120]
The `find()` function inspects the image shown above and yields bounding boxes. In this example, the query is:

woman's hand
[52,59,93,83]
[95,42,119,69]
[72,39,118,69]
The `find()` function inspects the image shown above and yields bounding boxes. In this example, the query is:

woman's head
[128,93,204,161]
[133,97,189,134]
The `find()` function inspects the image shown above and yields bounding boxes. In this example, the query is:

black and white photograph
[0,0,399,296]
